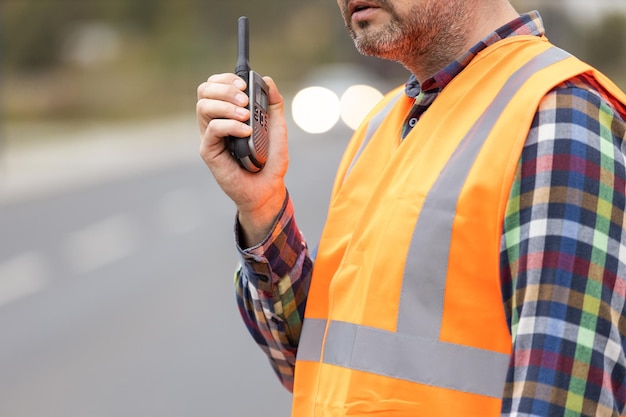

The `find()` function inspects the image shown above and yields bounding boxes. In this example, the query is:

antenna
[235,16,250,80]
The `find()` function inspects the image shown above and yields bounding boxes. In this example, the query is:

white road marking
[154,187,206,236]
[64,214,140,274]
[0,251,50,306]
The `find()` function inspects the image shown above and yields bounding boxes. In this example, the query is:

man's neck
[405,1,520,83]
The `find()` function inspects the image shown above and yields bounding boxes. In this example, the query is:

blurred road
[0,116,350,417]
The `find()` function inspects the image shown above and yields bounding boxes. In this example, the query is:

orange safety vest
[292,36,626,416]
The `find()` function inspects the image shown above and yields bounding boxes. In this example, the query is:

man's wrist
[237,187,288,248]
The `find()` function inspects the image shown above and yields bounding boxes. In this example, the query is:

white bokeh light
[291,86,341,134]
[340,85,384,130]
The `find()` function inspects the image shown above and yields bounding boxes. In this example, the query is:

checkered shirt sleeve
[234,195,312,391]
[500,75,626,415]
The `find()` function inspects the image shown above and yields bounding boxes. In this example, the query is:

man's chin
[354,38,387,57]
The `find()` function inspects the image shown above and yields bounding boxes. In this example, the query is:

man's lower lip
[351,7,380,22]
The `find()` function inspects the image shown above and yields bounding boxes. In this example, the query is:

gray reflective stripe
[342,92,402,183]
[398,46,572,336]
[296,318,326,362]
[323,321,511,398]
[299,47,572,397]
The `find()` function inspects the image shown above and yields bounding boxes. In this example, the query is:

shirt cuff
[235,191,303,289]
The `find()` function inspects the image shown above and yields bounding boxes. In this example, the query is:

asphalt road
[0,116,351,417]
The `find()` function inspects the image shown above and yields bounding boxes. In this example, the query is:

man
[196,1,626,415]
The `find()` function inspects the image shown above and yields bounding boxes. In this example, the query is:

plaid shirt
[234,11,626,416]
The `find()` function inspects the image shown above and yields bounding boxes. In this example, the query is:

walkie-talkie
[227,16,270,173]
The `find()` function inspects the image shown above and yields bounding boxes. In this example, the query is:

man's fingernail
[235,93,247,105]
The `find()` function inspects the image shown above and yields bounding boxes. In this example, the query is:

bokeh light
[291,86,341,134]
[339,85,384,130]
[291,84,384,133]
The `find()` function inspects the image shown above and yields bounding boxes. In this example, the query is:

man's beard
[343,0,469,69]
[348,10,409,60]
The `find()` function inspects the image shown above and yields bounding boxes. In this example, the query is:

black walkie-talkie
[227,16,270,173]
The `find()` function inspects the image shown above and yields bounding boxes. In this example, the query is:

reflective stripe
[323,321,510,398]
[297,318,327,362]
[299,46,572,397]
[297,319,512,397]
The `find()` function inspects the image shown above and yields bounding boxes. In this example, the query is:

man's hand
[196,73,288,247]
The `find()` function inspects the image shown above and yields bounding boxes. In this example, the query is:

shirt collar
[405,10,545,98]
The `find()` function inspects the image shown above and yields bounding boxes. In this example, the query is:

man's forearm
[234,194,313,391]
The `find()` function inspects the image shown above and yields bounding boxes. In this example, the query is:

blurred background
[0,1,624,416]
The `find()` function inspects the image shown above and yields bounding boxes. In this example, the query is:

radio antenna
[235,16,250,80]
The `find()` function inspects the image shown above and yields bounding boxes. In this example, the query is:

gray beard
[345,3,470,78]
[351,20,406,59]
